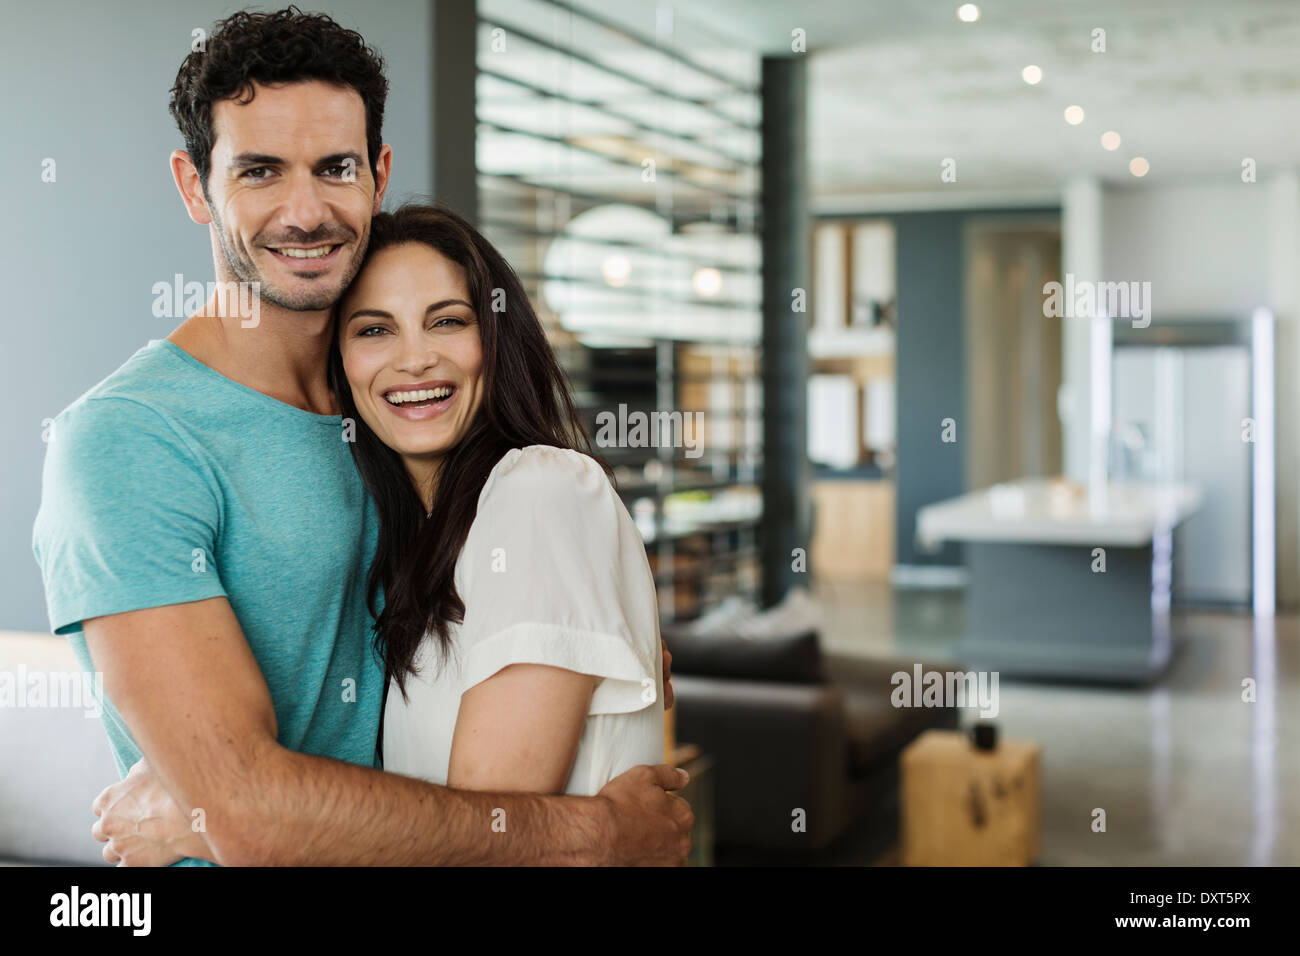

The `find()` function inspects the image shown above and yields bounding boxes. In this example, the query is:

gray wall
[893,212,967,568]
[890,208,1060,568]
[0,1,435,631]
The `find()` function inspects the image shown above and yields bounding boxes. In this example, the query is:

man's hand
[595,764,693,865]
[661,638,674,710]
[92,758,211,866]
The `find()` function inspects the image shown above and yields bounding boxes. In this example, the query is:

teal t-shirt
[31,339,385,865]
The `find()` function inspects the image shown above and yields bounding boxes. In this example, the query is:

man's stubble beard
[209,202,369,313]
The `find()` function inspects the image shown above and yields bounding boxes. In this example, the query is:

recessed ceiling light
[1101,131,1121,151]
[692,267,723,298]
[1022,65,1043,85]
[1064,105,1085,125]
[957,4,980,22]
[1129,157,1150,177]
[601,253,631,286]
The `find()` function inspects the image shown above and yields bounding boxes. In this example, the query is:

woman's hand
[91,758,212,866]
[661,638,674,709]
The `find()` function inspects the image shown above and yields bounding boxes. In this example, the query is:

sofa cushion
[0,631,118,865]
[826,654,963,774]
[664,627,825,684]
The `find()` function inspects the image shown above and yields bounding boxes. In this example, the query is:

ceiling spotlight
[1101,131,1121,151]
[1129,157,1150,177]
[692,267,723,298]
[957,4,980,22]
[1021,65,1043,85]
[1064,105,1085,125]
[601,253,631,287]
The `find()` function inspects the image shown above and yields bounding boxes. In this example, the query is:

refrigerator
[1111,344,1252,606]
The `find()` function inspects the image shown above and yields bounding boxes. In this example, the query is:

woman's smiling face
[338,242,484,474]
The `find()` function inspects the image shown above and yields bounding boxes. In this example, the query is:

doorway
[963,218,1064,488]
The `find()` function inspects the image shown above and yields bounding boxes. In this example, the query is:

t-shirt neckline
[148,338,345,426]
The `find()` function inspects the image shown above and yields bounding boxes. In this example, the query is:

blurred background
[2,0,1297,865]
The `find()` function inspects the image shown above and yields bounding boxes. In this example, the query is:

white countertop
[916,478,1202,549]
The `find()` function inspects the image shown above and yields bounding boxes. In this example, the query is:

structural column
[430,0,478,224]
[1267,170,1299,608]
[1060,177,1105,487]
[760,54,811,607]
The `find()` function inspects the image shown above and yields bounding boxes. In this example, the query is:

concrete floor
[813,580,1300,866]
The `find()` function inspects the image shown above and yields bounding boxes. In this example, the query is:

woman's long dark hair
[328,202,603,699]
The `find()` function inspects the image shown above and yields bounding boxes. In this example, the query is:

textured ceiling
[577,0,1300,202]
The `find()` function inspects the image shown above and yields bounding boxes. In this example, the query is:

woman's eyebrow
[426,298,473,313]
[345,307,392,323]
[344,300,474,323]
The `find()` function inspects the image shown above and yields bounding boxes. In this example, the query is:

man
[32,7,690,866]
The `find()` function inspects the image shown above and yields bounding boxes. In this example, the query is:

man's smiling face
[204,80,386,312]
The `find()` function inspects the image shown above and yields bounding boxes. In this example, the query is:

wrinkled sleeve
[455,447,661,716]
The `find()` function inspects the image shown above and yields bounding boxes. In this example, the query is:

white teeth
[386,387,453,405]
[274,245,335,259]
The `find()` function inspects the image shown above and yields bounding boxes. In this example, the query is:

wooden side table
[669,744,715,867]
[901,729,1041,866]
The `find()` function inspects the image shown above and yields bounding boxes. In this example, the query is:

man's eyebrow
[228,151,365,170]
[345,299,475,323]
[319,151,365,168]
[229,153,285,170]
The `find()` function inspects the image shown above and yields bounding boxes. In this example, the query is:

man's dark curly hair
[169,6,388,191]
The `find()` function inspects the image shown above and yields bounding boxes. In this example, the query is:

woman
[329,203,664,794]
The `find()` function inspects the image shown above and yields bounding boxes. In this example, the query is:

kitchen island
[916,479,1201,683]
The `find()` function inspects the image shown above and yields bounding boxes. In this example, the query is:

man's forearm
[206,744,610,866]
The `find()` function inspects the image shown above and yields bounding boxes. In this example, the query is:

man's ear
[171,149,213,225]
[371,143,393,215]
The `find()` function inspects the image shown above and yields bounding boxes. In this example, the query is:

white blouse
[382,445,665,795]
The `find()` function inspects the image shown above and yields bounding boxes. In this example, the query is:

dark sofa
[666,626,960,853]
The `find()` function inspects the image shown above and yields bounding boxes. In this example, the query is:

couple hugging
[31,7,692,866]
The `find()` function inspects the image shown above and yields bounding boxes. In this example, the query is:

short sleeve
[31,397,227,635]
[454,446,660,716]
